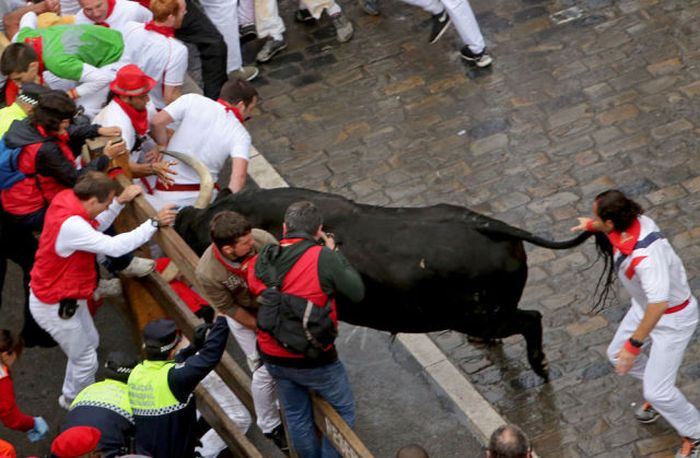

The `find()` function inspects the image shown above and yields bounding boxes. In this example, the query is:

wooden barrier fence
[112,170,375,457]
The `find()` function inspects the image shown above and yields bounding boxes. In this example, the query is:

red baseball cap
[110,64,157,97]
[51,426,101,457]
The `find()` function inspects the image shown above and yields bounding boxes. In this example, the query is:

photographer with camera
[247,200,365,458]
[28,171,177,410]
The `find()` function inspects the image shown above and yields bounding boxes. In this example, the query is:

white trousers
[197,317,281,457]
[607,297,700,438]
[144,188,217,213]
[255,0,341,39]
[238,0,256,27]
[197,371,252,457]
[226,316,281,433]
[398,0,485,52]
[199,0,243,73]
[29,292,99,402]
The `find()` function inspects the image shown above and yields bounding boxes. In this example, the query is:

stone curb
[247,145,538,456]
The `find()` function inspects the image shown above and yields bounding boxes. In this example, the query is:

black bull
[175,188,594,380]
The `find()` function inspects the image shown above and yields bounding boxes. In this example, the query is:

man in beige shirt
[195,210,287,452]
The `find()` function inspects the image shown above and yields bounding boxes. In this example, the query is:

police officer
[128,316,229,458]
[62,352,139,458]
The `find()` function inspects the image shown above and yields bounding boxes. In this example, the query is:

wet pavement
[243,0,700,456]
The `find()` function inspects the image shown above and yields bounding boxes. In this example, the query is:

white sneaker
[94,278,122,300]
[58,394,71,410]
[228,66,259,82]
[119,257,156,278]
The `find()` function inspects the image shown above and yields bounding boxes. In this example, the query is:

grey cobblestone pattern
[246,0,700,456]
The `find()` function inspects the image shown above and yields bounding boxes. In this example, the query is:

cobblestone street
[245,0,700,456]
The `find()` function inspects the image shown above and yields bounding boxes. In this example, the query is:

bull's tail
[477,226,594,249]
[516,230,593,249]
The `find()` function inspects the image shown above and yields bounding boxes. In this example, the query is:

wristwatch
[629,337,643,348]
[150,217,161,228]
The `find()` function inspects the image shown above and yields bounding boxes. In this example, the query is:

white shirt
[616,215,691,308]
[0,0,27,33]
[55,198,156,258]
[164,94,251,184]
[94,98,157,159]
[75,0,152,32]
[60,0,81,15]
[121,21,188,109]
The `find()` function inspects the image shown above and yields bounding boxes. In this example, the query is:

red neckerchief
[213,244,252,276]
[94,0,116,26]
[137,0,150,7]
[217,99,245,124]
[4,80,18,105]
[280,237,307,247]
[607,218,641,256]
[144,21,175,38]
[113,96,148,136]
[37,124,69,145]
[37,125,75,167]
[23,37,45,84]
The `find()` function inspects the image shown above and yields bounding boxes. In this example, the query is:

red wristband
[624,339,641,356]
[585,220,596,232]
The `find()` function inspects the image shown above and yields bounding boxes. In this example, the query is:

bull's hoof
[467,335,502,346]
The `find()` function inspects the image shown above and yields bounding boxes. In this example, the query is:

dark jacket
[132,316,229,458]
[3,118,109,189]
[250,234,365,367]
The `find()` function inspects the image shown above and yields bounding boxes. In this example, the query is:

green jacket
[17,24,124,81]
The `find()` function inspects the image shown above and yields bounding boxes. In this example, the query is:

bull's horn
[163,150,214,209]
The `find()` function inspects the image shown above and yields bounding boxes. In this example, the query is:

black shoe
[239,24,257,43]
[460,45,493,67]
[294,8,316,24]
[264,424,290,454]
[429,10,451,44]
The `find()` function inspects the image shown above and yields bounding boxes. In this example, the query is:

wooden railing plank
[311,393,374,458]
[195,386,263,458]
[113,172,373,457]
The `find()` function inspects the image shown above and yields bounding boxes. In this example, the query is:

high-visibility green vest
[128,360,189,416]
[16,25,124,81]
[71,379,133,423]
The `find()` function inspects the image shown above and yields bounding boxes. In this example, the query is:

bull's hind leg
[460,309,548,381]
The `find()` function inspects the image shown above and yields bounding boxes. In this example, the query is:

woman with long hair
[573,189,700,458]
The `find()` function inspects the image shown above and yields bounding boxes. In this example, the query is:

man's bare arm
[4,0,59,38]
[228,158,248,193]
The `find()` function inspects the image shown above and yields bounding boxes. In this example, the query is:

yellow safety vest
[127,360,190,416]
[71,379,133,423]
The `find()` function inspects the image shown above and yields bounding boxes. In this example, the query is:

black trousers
[0,211,56,348]
[176,0,229,100]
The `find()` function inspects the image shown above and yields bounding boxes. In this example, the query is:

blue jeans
[265,359,355,458]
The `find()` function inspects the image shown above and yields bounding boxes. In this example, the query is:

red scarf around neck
[217,99,245,124]
[37,124,70,145]
[113,96,148,136]
[4,80,18,105]
[23,37,45,84]
[212,244,252,275]
[144,21,175,38]
[94,0,116,26]
[607,218,641,256]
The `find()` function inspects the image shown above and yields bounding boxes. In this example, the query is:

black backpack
[256,242,338,359]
